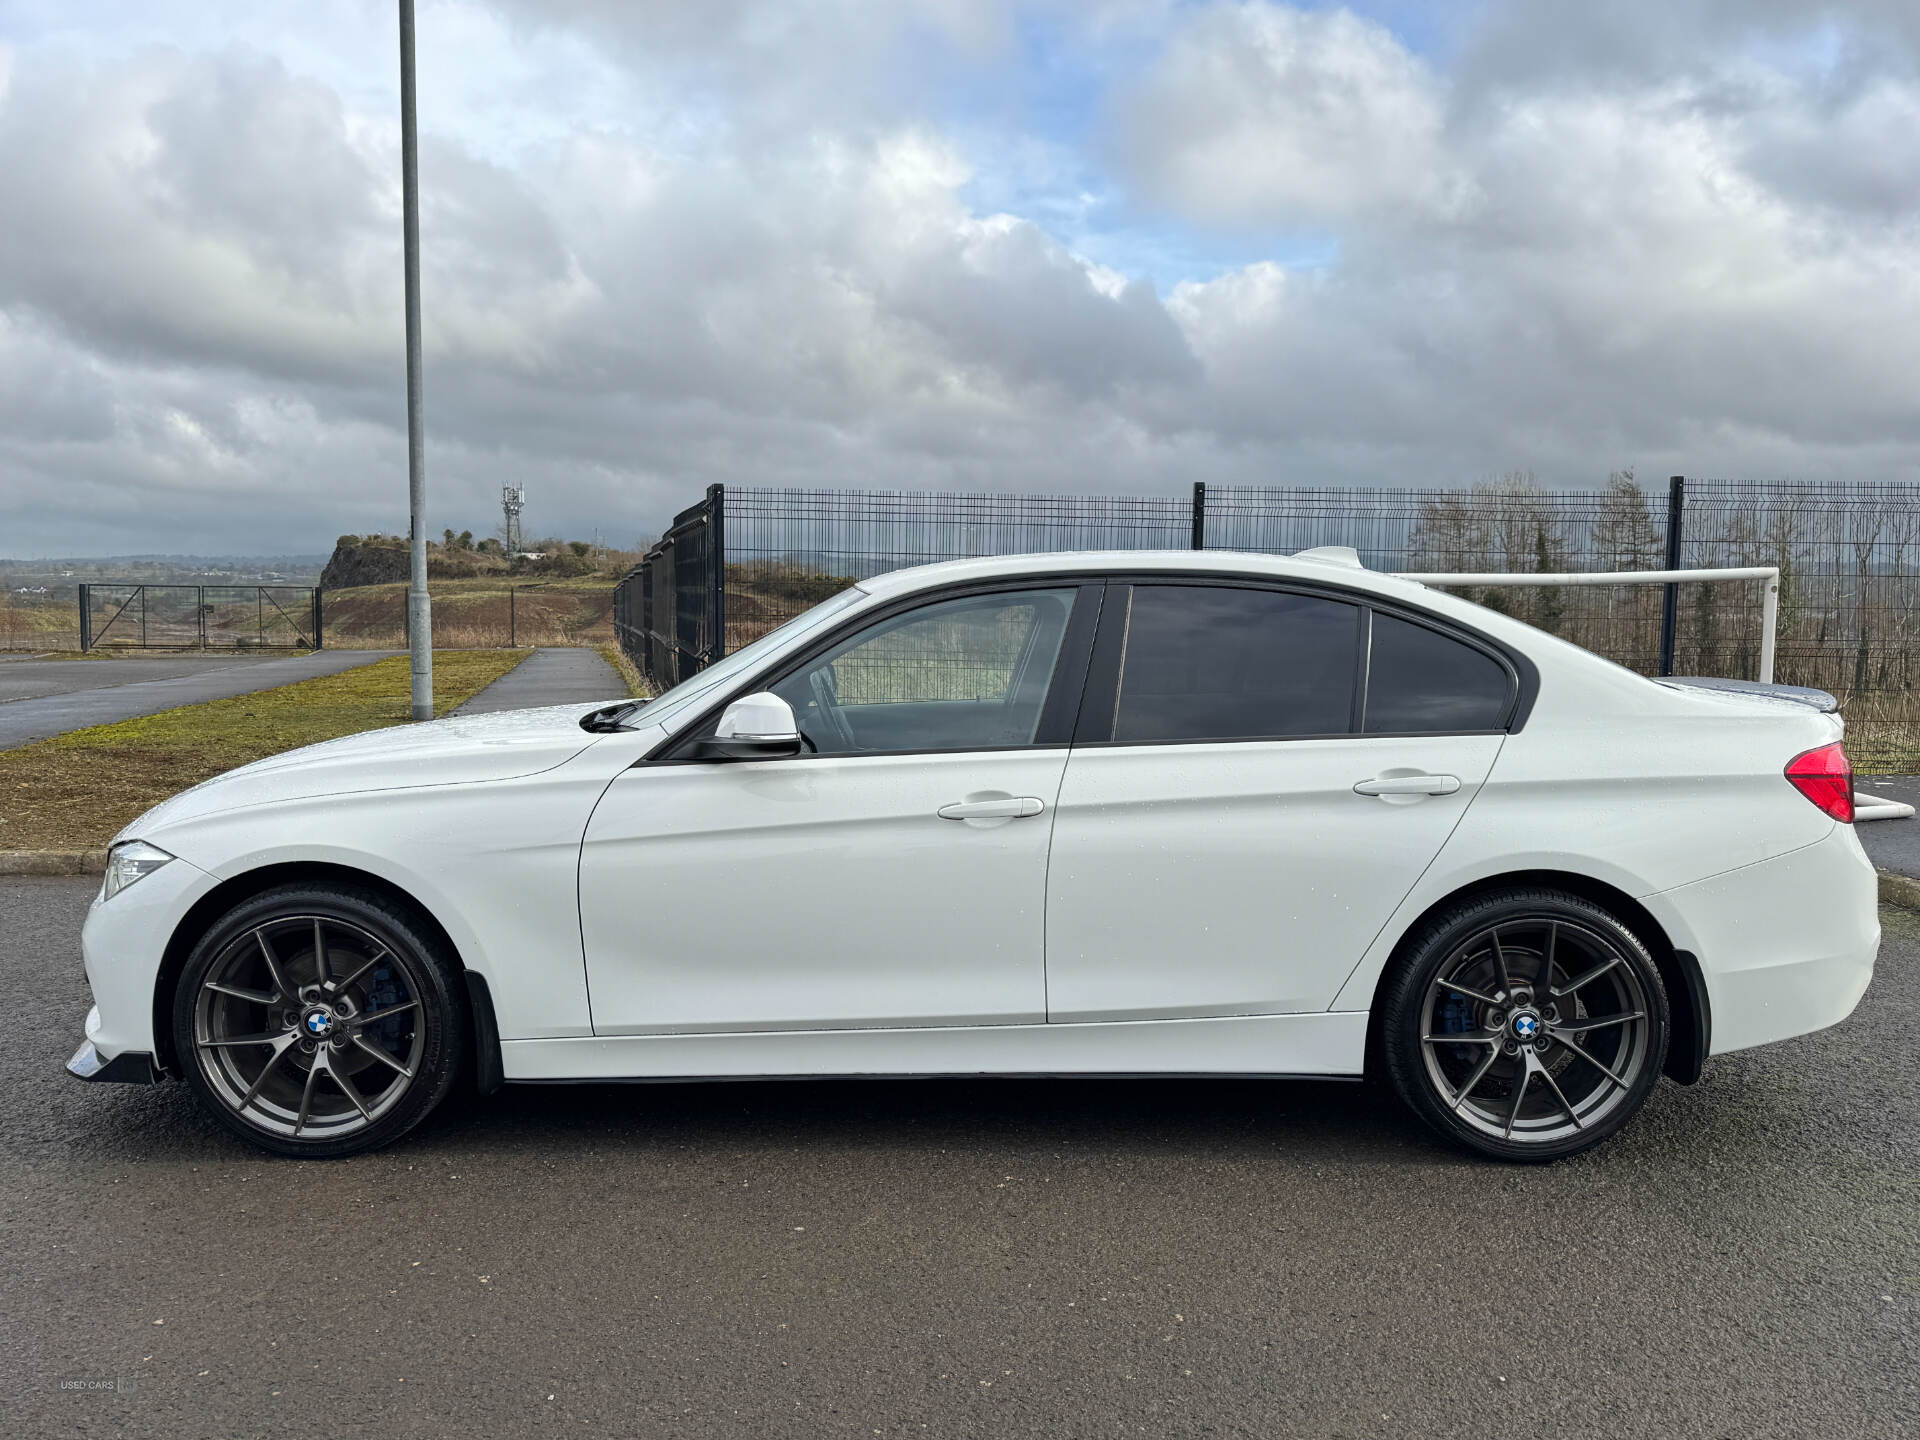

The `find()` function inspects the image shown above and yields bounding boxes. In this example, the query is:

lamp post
[399,0,432,719]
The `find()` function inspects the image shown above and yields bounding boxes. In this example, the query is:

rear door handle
[938,797,1045,820]
[1354,774,1461,797]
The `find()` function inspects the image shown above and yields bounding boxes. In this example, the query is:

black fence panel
[614,485,724,689]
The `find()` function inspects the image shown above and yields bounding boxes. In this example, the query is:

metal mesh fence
[1203,482,1695,677]
[723,488,1190,648]
[1679,480,1920,697]
[621,478,1920,770]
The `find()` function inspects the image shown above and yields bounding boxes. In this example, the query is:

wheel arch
[150,861,495,1082]
[1360,868,1709,1086]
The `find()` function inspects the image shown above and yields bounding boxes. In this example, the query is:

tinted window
[1364,613,1512,732]
[771,588,1076,754]
[1111,586,1360,742]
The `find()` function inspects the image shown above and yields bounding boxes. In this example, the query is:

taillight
[1785,742,1853,822]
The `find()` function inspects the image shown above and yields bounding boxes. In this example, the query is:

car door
[1043,581,1513,1023]
[579,582,1100,1035]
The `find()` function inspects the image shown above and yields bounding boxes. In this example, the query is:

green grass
[0,649,528,852]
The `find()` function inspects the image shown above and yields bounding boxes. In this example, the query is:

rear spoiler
[1657,676,1838,713]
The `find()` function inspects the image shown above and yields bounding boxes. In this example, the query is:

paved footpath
[454,646,628,715]
[0,651,393,750]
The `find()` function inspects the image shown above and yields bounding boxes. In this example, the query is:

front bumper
[74,848,220,1075]
[67,1013,160,1085]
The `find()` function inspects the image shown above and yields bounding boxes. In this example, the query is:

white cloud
[2,0,1920,557]
[1119,5,1462,224]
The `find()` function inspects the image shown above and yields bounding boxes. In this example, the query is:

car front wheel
[1380,889,1670,1162]
[173,884,468,1158]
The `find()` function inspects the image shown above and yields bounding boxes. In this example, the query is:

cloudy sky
[2,0,1917,556]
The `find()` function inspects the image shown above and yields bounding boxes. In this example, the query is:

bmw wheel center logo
[1512,1012,1540,1041]
[303,1009,334,1038]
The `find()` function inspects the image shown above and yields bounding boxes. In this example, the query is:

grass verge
[0,649,527,851]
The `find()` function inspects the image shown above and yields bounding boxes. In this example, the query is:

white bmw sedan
[67,549,1879,1161]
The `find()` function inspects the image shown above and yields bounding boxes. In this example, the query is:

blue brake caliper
[1436,992,1478,1038]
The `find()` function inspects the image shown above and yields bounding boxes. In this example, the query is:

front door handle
[938,797,1045,821]
[1354,773,1461,798]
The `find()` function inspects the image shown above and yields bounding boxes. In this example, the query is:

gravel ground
[3,876,1915,1440]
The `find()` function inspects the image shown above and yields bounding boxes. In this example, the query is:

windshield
[637,585,869,732]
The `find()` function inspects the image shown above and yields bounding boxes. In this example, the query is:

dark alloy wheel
[173,885,468,1158]
[1380,889,1670,1162]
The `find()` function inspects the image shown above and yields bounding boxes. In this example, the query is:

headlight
[102,840,175,901]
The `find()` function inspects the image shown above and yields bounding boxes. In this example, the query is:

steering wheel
[808,668,858,751]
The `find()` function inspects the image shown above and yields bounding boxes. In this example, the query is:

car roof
[857,547,1437,606]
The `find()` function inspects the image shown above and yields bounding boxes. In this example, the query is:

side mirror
[691,691,803,760]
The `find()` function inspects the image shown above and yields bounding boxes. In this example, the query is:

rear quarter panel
[1330,665,1842,1012]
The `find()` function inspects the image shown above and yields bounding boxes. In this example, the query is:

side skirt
[500,1011,1369,1083]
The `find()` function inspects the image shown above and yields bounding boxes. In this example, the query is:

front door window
[771,588,1078,754]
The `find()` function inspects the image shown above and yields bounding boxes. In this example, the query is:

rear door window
[1110,585,1362,743]
[1363,613,1513,732]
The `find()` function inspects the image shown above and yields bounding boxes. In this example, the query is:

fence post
[509,586,516,647]
[709,483,726,663]
[1658,475,1685,676]
[1190,482,1206,550]
[312,589,324,650]
[142,587,148,648]
[78,583,91,651]
[197,585,207,650]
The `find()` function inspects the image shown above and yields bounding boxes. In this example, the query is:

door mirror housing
[691,691,804,760]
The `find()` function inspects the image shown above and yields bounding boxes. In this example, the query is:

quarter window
[1111,585,1361,742]
[1363,613,1512,732]
[771,589,1077,754]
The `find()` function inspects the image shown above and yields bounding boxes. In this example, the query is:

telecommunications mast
[501,484,526,554]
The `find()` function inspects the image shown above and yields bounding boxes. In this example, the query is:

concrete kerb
[0,850,109,876]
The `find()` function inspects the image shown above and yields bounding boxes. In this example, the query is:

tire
[1379,889,1669,1163]
[172,884,468,1158]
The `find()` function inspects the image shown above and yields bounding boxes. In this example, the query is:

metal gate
[79,584,323,651]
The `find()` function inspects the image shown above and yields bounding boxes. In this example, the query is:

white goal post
[1390,565,1781,685]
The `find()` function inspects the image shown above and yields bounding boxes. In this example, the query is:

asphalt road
[1858,777,1920,879]
[0,652,393,750]
[4,876,1915,1440]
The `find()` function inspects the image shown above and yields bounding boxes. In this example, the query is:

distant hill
[0,555,326,590]
[319,533,634,591]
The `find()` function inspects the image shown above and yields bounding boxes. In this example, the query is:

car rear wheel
[173,885,467,1158]
[1380,889,1669,1162]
